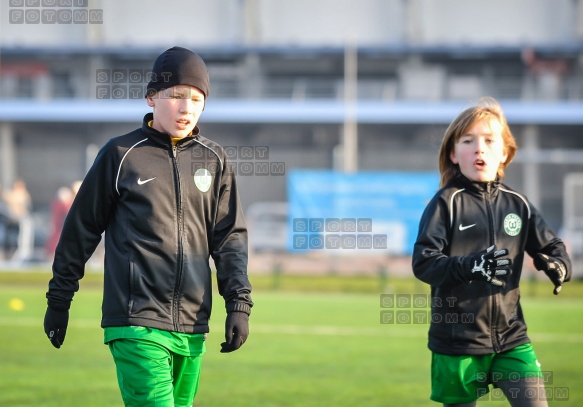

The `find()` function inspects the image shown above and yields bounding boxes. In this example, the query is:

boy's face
[450,118,508,183]
[146,85,205,139]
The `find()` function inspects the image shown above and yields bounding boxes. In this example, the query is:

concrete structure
[1,0,582,259]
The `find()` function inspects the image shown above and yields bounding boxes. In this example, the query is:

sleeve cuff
[46,293,72,311]
[47,299,71,311]
[226,302,252,315]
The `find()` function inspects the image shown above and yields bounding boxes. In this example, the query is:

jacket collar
[141,113,200,148]
[455,172,500,197]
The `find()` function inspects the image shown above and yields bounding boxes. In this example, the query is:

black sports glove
[467,245,512,287]
[220,311,249,353]
[44,307,69,349]
[533,254,567,295]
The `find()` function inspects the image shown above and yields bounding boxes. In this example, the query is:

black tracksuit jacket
[412,173,571,355]
[47,113,253,334]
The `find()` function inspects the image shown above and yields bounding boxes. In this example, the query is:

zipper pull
[173,144,177,158]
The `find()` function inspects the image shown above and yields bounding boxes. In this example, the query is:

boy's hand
[467,245,512,287]
[533,254,566,295]
[221,311,249,353]
[43,307,69,349]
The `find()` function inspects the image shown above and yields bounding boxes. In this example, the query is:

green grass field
[1,270,582,406]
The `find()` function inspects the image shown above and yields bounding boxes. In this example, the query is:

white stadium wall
[1,0,582,47]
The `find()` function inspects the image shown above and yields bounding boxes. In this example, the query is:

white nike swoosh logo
[459,223,476,231]
[137,177,156,185]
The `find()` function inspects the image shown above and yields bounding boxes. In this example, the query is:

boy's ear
[449,150,459,164]
[146,93,155,107]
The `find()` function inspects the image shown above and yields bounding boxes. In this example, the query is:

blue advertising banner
[287,170,439,255]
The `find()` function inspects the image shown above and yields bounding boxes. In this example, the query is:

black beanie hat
[146,46,210,98]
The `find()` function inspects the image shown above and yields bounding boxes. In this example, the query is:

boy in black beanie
[44,46,253,407]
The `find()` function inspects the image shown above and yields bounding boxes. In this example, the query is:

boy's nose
[475,138,486,153]
[179,99,193,114]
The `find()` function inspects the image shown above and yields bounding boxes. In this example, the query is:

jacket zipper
[485,182,501,353]
[171,143,184,332]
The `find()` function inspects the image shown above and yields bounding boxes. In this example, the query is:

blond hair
[438,97,517,188]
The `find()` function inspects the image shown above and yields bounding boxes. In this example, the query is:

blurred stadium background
[2,2,583,406]
[0,0,582,272]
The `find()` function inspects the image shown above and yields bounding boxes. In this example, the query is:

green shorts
[430,343,543,404]
[109,336,205,407]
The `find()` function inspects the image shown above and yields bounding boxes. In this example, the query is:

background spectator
[3,179,33,262]
[45,186,74,259]
[0,183,12,260]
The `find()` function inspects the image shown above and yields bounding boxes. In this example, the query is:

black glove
[44,307,69,349]
[220,311,249,353]
[533,254,567,295]
[467,245,512,287]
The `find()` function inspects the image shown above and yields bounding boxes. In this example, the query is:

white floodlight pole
[343,36,358,173]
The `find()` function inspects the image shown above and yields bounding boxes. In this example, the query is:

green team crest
[503,213,522,236]
[193,168,212,192]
